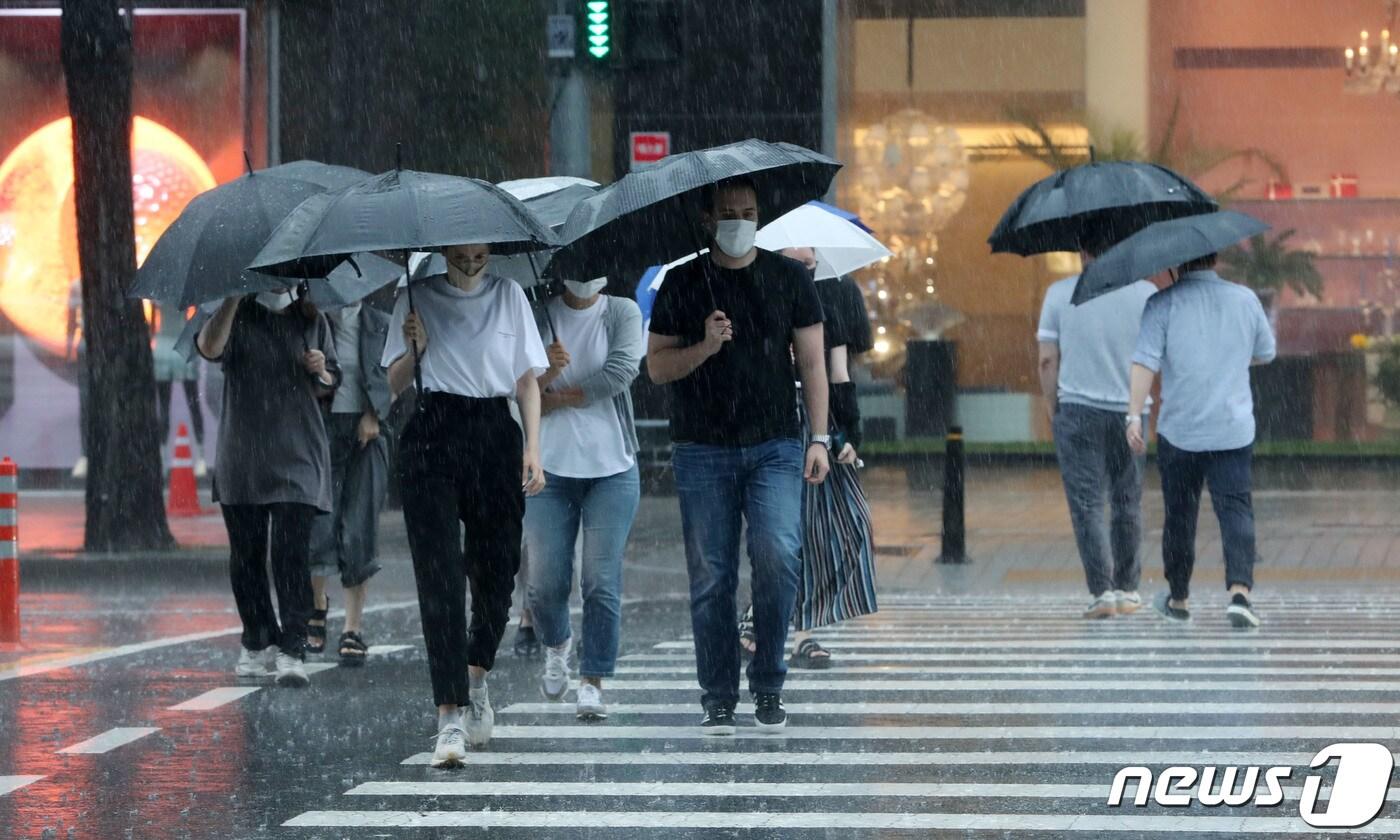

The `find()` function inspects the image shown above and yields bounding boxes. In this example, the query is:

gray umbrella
[989,162,1217,257]
[172,254,402,362]
[246,169,558,280]
[546,139,842,281]
[1073,210,1270,305]
[129,160,370,307]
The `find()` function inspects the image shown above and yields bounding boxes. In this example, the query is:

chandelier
[1344,1,1400,95]
[850,109,970,253]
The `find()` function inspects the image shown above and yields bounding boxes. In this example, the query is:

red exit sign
[629,132,671,168]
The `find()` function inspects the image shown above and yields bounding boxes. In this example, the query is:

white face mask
[563,278,607,299]
[255,289,295,312]
[713,219,758,258]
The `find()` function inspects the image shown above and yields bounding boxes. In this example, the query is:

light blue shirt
[1038,276,1156,414]
[1132,271,1276,452]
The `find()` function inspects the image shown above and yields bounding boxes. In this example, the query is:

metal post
[936,426,968,564]
[550,67,592,178]
[0,457,20,646]
[821,0,838,163]
[267,0,281,165]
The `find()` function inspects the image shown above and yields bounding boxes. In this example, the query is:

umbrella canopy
[1073,210,1270,305]
[989,162,1217,257]
[635,250,704,327]
[490,178,599,290]
[808,199,874,233]
[497,176,600,203]
[130,160,371,307]
[755,202,891,280]
[547,139,842,280]
[247,169,559,279]
[172,254,402,362]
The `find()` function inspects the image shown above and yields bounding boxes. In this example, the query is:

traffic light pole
[548,0,592,179]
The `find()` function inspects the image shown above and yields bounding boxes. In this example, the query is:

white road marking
[397,749,1330,767]
[366,644,413,655]
[481,724,1400,741]
[603,678,1400,693]
[612,664,1400,677]
[0,776,44,796]
[283,811,1400,832]
[653,638,1400,650]
[167,687,261,711]
[500,700,1400,716]
[620,651,1400,664]
[57,727,159,755]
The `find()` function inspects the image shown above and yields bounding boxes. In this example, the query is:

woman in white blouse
[383,243,548,768]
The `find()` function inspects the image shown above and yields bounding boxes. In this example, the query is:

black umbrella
[1073,210,1270,305]
[989,162,1217,257]
[546,139,842,281]
[129,159,371,307]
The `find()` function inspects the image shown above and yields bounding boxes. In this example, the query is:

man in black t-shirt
[647,178,830,735]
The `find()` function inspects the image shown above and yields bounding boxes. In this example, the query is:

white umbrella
[497,176,599,202]
[756,203,891,280]
[636,249,705,331]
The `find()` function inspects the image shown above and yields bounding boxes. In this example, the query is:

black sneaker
[1227,593,1261,629]
[1153,593,1191,622]
[753,693,787,732]
[699,704,736,736]
[512,624,542,658]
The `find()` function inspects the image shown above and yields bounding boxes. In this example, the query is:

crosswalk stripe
[304,662,339,675]
[500,700,1400,716]
[620,651,1400,664]
[282,811,1400,832]
[167,687,261,711]
[654,638,1400,650]
[366,644,413,655]
[57,727,159,755]
[613,665,1400,677]
[0,776,43,796]
[483,724,1400,741]
[603,678,1400,692]
[398,750,1329,767]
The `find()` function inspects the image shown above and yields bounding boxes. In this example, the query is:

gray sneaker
[1082,592,1117,619]
[576,683,607,721]
[274,651,310,687]
[467,685,494,747]
[1114,591,1143,615]
[430,724,467,768]
[541,641,571,701]
[235,645,277,679]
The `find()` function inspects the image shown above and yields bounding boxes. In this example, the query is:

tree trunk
[61,0,175,552]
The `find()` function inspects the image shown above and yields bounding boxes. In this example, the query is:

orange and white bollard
[167,424,203,517]
[0,457,19,646]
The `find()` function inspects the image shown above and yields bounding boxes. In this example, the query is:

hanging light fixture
[1345,1,1400,96]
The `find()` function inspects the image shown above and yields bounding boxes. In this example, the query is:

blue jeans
[523,464,640,678]
[1158,437,1257,602]
[673,438,803,709]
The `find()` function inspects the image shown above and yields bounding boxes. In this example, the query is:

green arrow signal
[589,34,609,46]
[589,24,608,35]
[588,12,608,23]
[588,45,609,58]
[586,1,607,10]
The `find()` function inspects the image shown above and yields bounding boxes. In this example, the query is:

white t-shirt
[382,273,548,398]
[539,296,635,478]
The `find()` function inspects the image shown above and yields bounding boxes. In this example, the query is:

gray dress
[205,300,340,512]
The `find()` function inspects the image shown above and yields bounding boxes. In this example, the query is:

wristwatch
[810,434,832,450]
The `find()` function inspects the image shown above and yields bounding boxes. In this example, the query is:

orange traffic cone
[167,423,204,517]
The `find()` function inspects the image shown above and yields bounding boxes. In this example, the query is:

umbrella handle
[403,248,424,400]
[525,251,556,338]
[691,233,718,314]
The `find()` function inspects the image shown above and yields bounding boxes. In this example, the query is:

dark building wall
[277,0,549,180]
[612,0,824,173]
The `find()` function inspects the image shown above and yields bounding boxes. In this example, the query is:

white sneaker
[194,456,208,478]
[541,640,571,701]
[1115,590,1143,615]
[235,645,277,679]
[576,683,607,721]
[274,652,310,687]
[430,724,467,768]
[466,685,494,746]
[1083,591,1117,619]
[71,456,88,479]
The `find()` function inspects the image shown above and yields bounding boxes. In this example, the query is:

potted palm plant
[1218,229,1324,319]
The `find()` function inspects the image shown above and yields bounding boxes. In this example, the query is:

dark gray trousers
[1052,403,1144,596]
[309,412,387,587]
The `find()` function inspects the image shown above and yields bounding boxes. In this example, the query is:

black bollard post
[937,425,968,564]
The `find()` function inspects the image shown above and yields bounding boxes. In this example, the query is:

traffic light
[584,0,611,60]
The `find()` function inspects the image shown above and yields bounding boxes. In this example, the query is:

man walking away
[648,177,830,736]
[1126,254,1276,628]
[1038,234,1155,620]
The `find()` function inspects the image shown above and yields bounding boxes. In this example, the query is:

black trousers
[1158,437,1257,602]
[398,393,524,707]
[221,502,316,655]
[156,379,205,446]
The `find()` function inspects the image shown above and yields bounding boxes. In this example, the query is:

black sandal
[307,595,329,655]
[513,624,542,658]
[790,638,833,670]
[338,631,368,667]
[737,604,756,662]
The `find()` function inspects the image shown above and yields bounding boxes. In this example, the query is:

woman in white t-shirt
[524,277,644,722]
[382,243,548,768]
